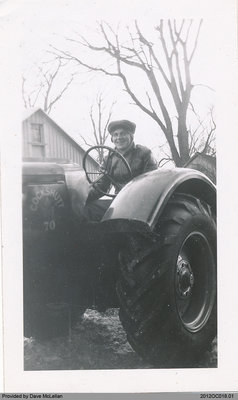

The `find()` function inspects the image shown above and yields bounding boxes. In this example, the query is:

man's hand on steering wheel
[83,145,132,198]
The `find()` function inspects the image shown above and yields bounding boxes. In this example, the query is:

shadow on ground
[24,308,217,371]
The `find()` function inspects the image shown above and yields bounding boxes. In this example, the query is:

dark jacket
[87,142,157,201]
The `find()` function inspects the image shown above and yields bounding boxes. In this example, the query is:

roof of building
[22,108,98,168]
[184,152,216,167]
[22,107,42,121]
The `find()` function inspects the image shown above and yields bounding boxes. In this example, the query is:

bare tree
[50,19,214,166]
[155,105,216,167]
[188,105,216,156]
[79,93,116,163]
[22,59,75,114]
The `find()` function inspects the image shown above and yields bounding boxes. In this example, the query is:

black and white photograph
[0,0,238,394]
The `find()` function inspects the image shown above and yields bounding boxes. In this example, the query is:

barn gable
[22,108,98,171]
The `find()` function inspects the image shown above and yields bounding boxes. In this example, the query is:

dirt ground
[24,308,217,371]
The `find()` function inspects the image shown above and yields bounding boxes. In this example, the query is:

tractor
[22,145,216,367]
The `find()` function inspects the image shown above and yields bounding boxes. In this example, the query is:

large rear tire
[117,193,216,367]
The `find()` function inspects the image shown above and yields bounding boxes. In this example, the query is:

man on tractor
[23,118,217,366]
[84,119,157,220]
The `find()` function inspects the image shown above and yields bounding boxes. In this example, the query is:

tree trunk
[177,110,190,165]
[164,127,182,167]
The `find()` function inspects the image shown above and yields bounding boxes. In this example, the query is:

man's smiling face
[111,128,133,152]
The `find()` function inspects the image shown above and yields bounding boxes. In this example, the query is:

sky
[11,0,226,161]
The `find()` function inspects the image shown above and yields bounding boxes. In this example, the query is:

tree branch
[50,46,119,77]
[47,74,75,113]
[188,19,203,64]
[156,20,182,110]
[90,106,100,145]
[158,157,173,167]
[79,134,94,148]
[119,69,166,131]
[200,108,216,154]
[168,20,185,98]
[135,21,171,87]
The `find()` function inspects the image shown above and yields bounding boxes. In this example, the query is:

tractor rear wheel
[117,193,217,367]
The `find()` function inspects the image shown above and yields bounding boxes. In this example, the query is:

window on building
[30,123,45,158]
[31,123,44,143]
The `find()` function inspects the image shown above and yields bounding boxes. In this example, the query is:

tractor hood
[22,162,91,222]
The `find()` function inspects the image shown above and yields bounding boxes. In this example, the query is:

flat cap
[108,120,136,134]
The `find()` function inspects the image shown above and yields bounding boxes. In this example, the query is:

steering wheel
[83,145,132,198]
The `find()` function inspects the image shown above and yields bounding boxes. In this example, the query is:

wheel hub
[176,258,194,298]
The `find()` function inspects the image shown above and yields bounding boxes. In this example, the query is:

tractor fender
[101,168,216,232]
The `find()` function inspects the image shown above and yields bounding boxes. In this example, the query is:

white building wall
[22,110,98,173]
